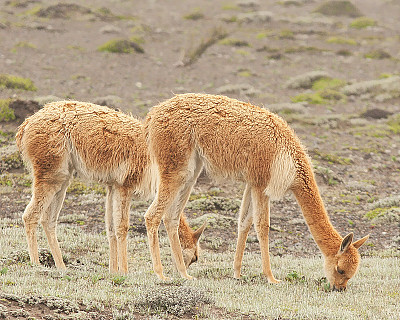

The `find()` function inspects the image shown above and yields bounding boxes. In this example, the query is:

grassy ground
[1,215,399,319]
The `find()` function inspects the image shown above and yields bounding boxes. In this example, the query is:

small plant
[285,270,305,283]
[316,277,331,292]
[0,99,15,122]
[112,275,127,286]
[350,17,377,29]
[0,74,36,91]
[98,39,144,54]
[0,267,8,275]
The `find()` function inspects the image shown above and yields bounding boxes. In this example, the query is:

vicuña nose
[332,286,346,292]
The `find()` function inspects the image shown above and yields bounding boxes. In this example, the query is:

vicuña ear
[193,222,206,243]
[340,233,354,253]
[353,234,369,249]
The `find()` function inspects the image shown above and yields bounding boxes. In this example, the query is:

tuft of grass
[350,17,377,29]
[291,92,328,105]
[97,39,144,54]
[67,179,106,195]
[364,50,391,59]
[0,74,36,91]
[111,275,127,286]
[237,69,253,77]
[313,149,353,165]
[326,36,357,45]
[183,8,204,20]
[278,29,295,40]
[182,27,227,66]
[312,78,346,91]
[0,99,15,122]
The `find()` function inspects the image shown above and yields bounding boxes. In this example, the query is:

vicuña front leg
[145,192,169,281]
[233,184,253,279]
[41,179,70,270]
[252,188,281,284]
[23,182,57,267]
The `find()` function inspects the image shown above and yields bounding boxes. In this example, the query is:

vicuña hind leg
[233,184,253,278]
[22,181,58,266]
[41,178,70,270]
[252,188,281,283]
[105,186,118,273]
[112,186,133,275]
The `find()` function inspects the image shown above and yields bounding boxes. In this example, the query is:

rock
[216,83,260,96]
[33,95,61,106]
[99,25,121,34]
[284,71,330,89]
[360,108,392,119]
[237,11,273,23]
[313,1,362,17]
[341,76,400,99]
[268,102,307,114]
[9,99,40,122]
[92,95,122,108]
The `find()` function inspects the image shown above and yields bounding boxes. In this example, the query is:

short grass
[349,17,377,29]
[0,218,399,319]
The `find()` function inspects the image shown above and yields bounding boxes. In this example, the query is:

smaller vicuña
[16,101,205,274]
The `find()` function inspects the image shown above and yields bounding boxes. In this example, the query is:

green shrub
[0,74,36,91]
[350,17,377,29]
[0,99,15,122]
[98,39,144,54]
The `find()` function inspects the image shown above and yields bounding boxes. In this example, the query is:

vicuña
[16,101,204,274]
[144,93,369,290]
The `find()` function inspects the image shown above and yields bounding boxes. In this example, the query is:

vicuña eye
[337,267,345,275]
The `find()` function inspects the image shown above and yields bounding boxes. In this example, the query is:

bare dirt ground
[1,0,400,319]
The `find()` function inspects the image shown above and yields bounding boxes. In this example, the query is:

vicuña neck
[292,167,342,257]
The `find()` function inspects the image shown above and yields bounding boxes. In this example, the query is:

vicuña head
[323,233,369,291]
[144,93,369,289]
[16,100,204,275]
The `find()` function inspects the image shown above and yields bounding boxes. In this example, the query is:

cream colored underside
[264,151,296,200]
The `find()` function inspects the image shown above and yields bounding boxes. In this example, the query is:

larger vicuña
[144,93,369,290]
